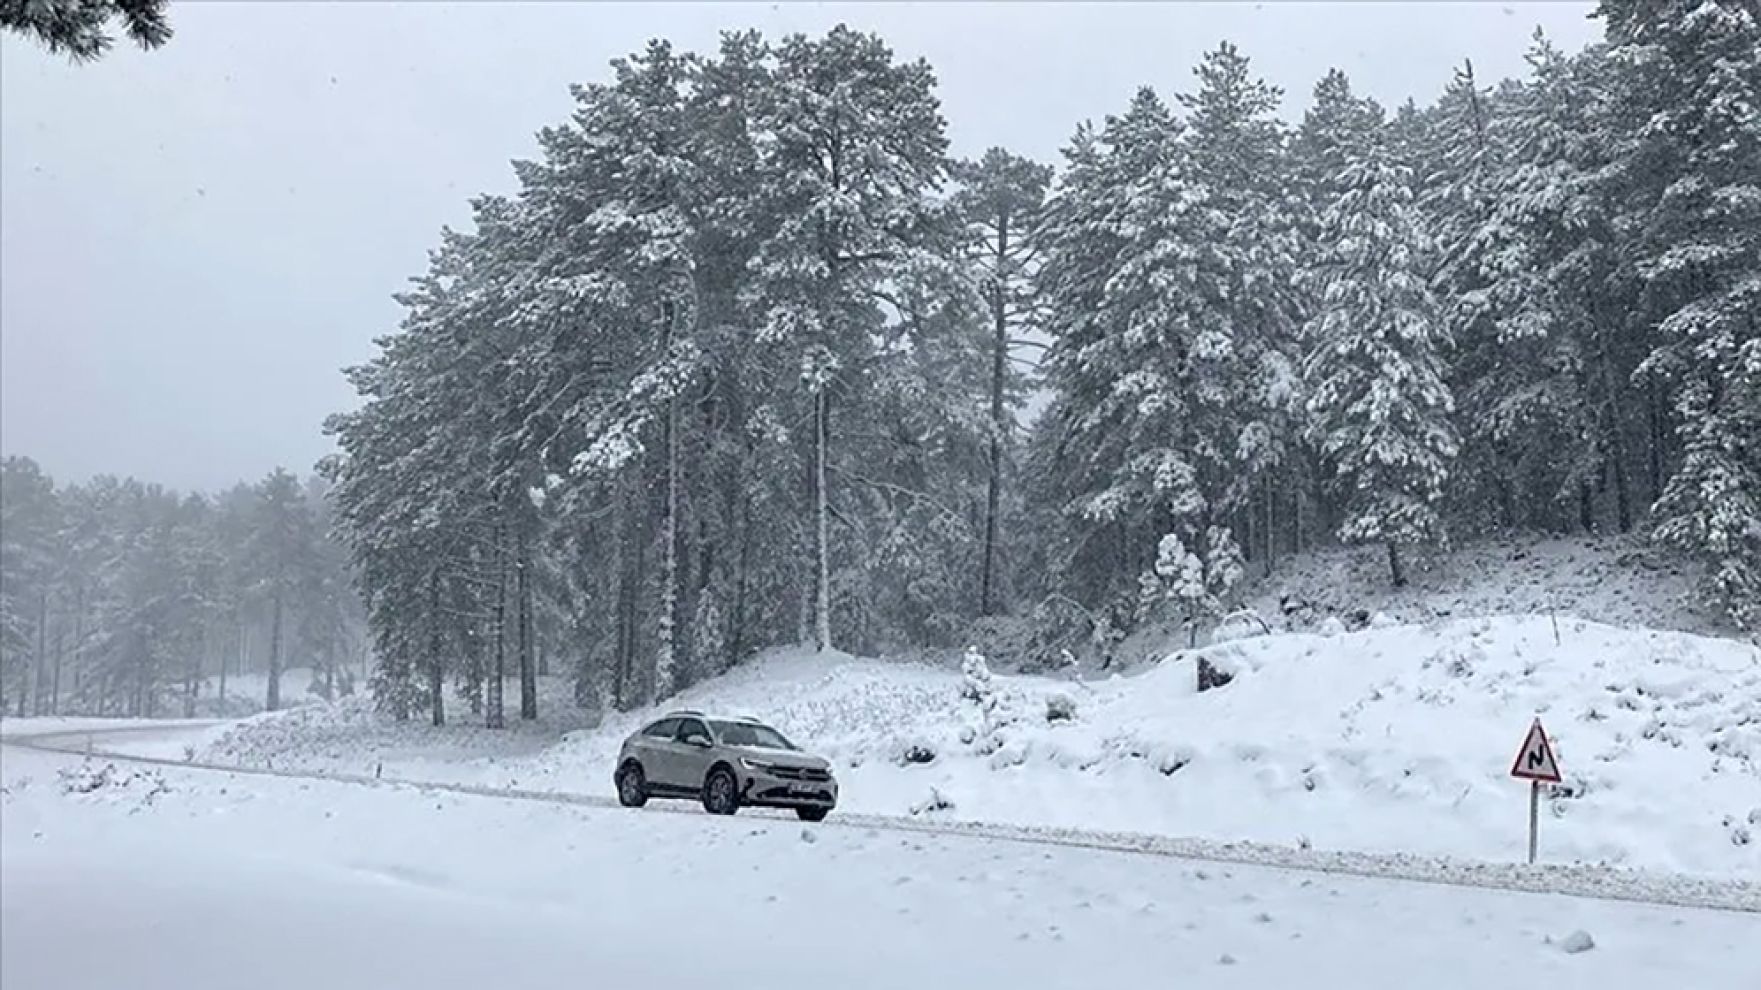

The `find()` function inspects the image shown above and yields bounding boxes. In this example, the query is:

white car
[613,711,838,821]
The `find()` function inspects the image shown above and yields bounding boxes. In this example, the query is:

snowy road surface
[4,746,1758,990]
[10,720,1760,912]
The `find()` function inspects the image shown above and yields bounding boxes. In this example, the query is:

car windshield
[710,721,795,751]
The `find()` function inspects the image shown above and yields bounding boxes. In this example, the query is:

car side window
[677,718,710,745]
[642,718,680,739]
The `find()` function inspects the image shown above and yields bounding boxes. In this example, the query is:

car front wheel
[615,761,648,808]
[702,766,740,816]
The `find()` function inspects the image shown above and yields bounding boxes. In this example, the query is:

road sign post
[1528,781,1539,865]
[1509,718,1562,865]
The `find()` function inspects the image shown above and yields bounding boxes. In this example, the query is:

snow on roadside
[191,616,1761,882]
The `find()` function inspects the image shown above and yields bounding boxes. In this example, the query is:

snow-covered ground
[190,615,1761,882]
[2,745,1755,990]
[1235,532,1732,639]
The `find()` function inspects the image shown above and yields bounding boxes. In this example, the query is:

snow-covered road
[7,721,1758,914]
[3,744,1757,990]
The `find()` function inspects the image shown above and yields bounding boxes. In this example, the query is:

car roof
[660,710,768,724]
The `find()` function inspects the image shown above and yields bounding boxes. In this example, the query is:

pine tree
[951,149,1051,618]
[1178,43,1306,543]
[745,26,952,653]
[1602,0,1761,626]
[1038,87,1199,614]
[1303,140,1459,586]
[1,0,171,61]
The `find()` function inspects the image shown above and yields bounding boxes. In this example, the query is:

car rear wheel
[796,807,828,823]
[615,761,648,808]
[702,766,740,816]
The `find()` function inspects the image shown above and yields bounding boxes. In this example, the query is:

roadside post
[1509,718,1562,865]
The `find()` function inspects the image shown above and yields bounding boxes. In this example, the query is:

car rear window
[642,718,681,739]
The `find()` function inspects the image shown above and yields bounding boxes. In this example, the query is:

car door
[633,718,681,786]
[672,717,716,790]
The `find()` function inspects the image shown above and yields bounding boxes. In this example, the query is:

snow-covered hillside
[1235,533,1731,639]
[197,615,1761,882]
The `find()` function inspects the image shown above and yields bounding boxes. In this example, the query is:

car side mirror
[684,735,711,748]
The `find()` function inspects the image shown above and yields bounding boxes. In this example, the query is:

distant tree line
[324,0,1758,727]
[0,458,362,718]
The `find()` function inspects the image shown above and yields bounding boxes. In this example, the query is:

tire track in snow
[6,725,1756,915]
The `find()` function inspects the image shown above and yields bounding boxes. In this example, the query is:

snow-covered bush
[1140,528,1247,646]
[893,739,938,766]
[960,646,995,704]
[1045,692,1078,724]
[57,762,171,808]
[1213,608,1272,644]
[960,646,1020,754]
[909,787,956,816]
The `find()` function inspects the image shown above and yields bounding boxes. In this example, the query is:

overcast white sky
[0,1,1601,492]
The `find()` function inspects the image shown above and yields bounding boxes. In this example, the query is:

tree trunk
[980,218,1010,617]
[428,571,444,727]
[183,626,199,719]
[267,580,284,712]
[1263,481,1276,575]
[1598,352,1634,533]
[487,521,507,730]
[1577,479,1595,534]
[31,589,48,716]
[1646,384,1667,506]
[1609,435,1633,533]
[813,387,833,653]
[51,581,71,711]
[656,374,680,701]
[518,522,536,720]
[730,478,753,669]
[1293,485,1304,555]
[1387,541,1407,589]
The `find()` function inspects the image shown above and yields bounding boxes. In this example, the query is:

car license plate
[792,784,816,797]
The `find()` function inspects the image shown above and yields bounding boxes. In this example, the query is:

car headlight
[739,757,775,771]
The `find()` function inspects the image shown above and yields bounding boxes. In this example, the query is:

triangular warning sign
[1509,718,1562,783]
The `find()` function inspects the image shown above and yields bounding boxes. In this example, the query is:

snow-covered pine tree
[1303,136,1459,587]
[1038,88,1201,616]
[1454,35,1643,536]
[1292,69,1387,546]
[1,0,171,61]
[1139,527,1244,646]
[1600,0,1761,626]
[0,458,58,715]
[1294,69,1387,214]
[1177,43,1306,563]
[951,148,1052,618]
[744,26,952,654]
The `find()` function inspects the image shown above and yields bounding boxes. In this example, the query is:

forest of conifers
[2,1,1755,726]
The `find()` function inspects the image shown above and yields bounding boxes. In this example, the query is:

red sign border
[1509,718,1562,784]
